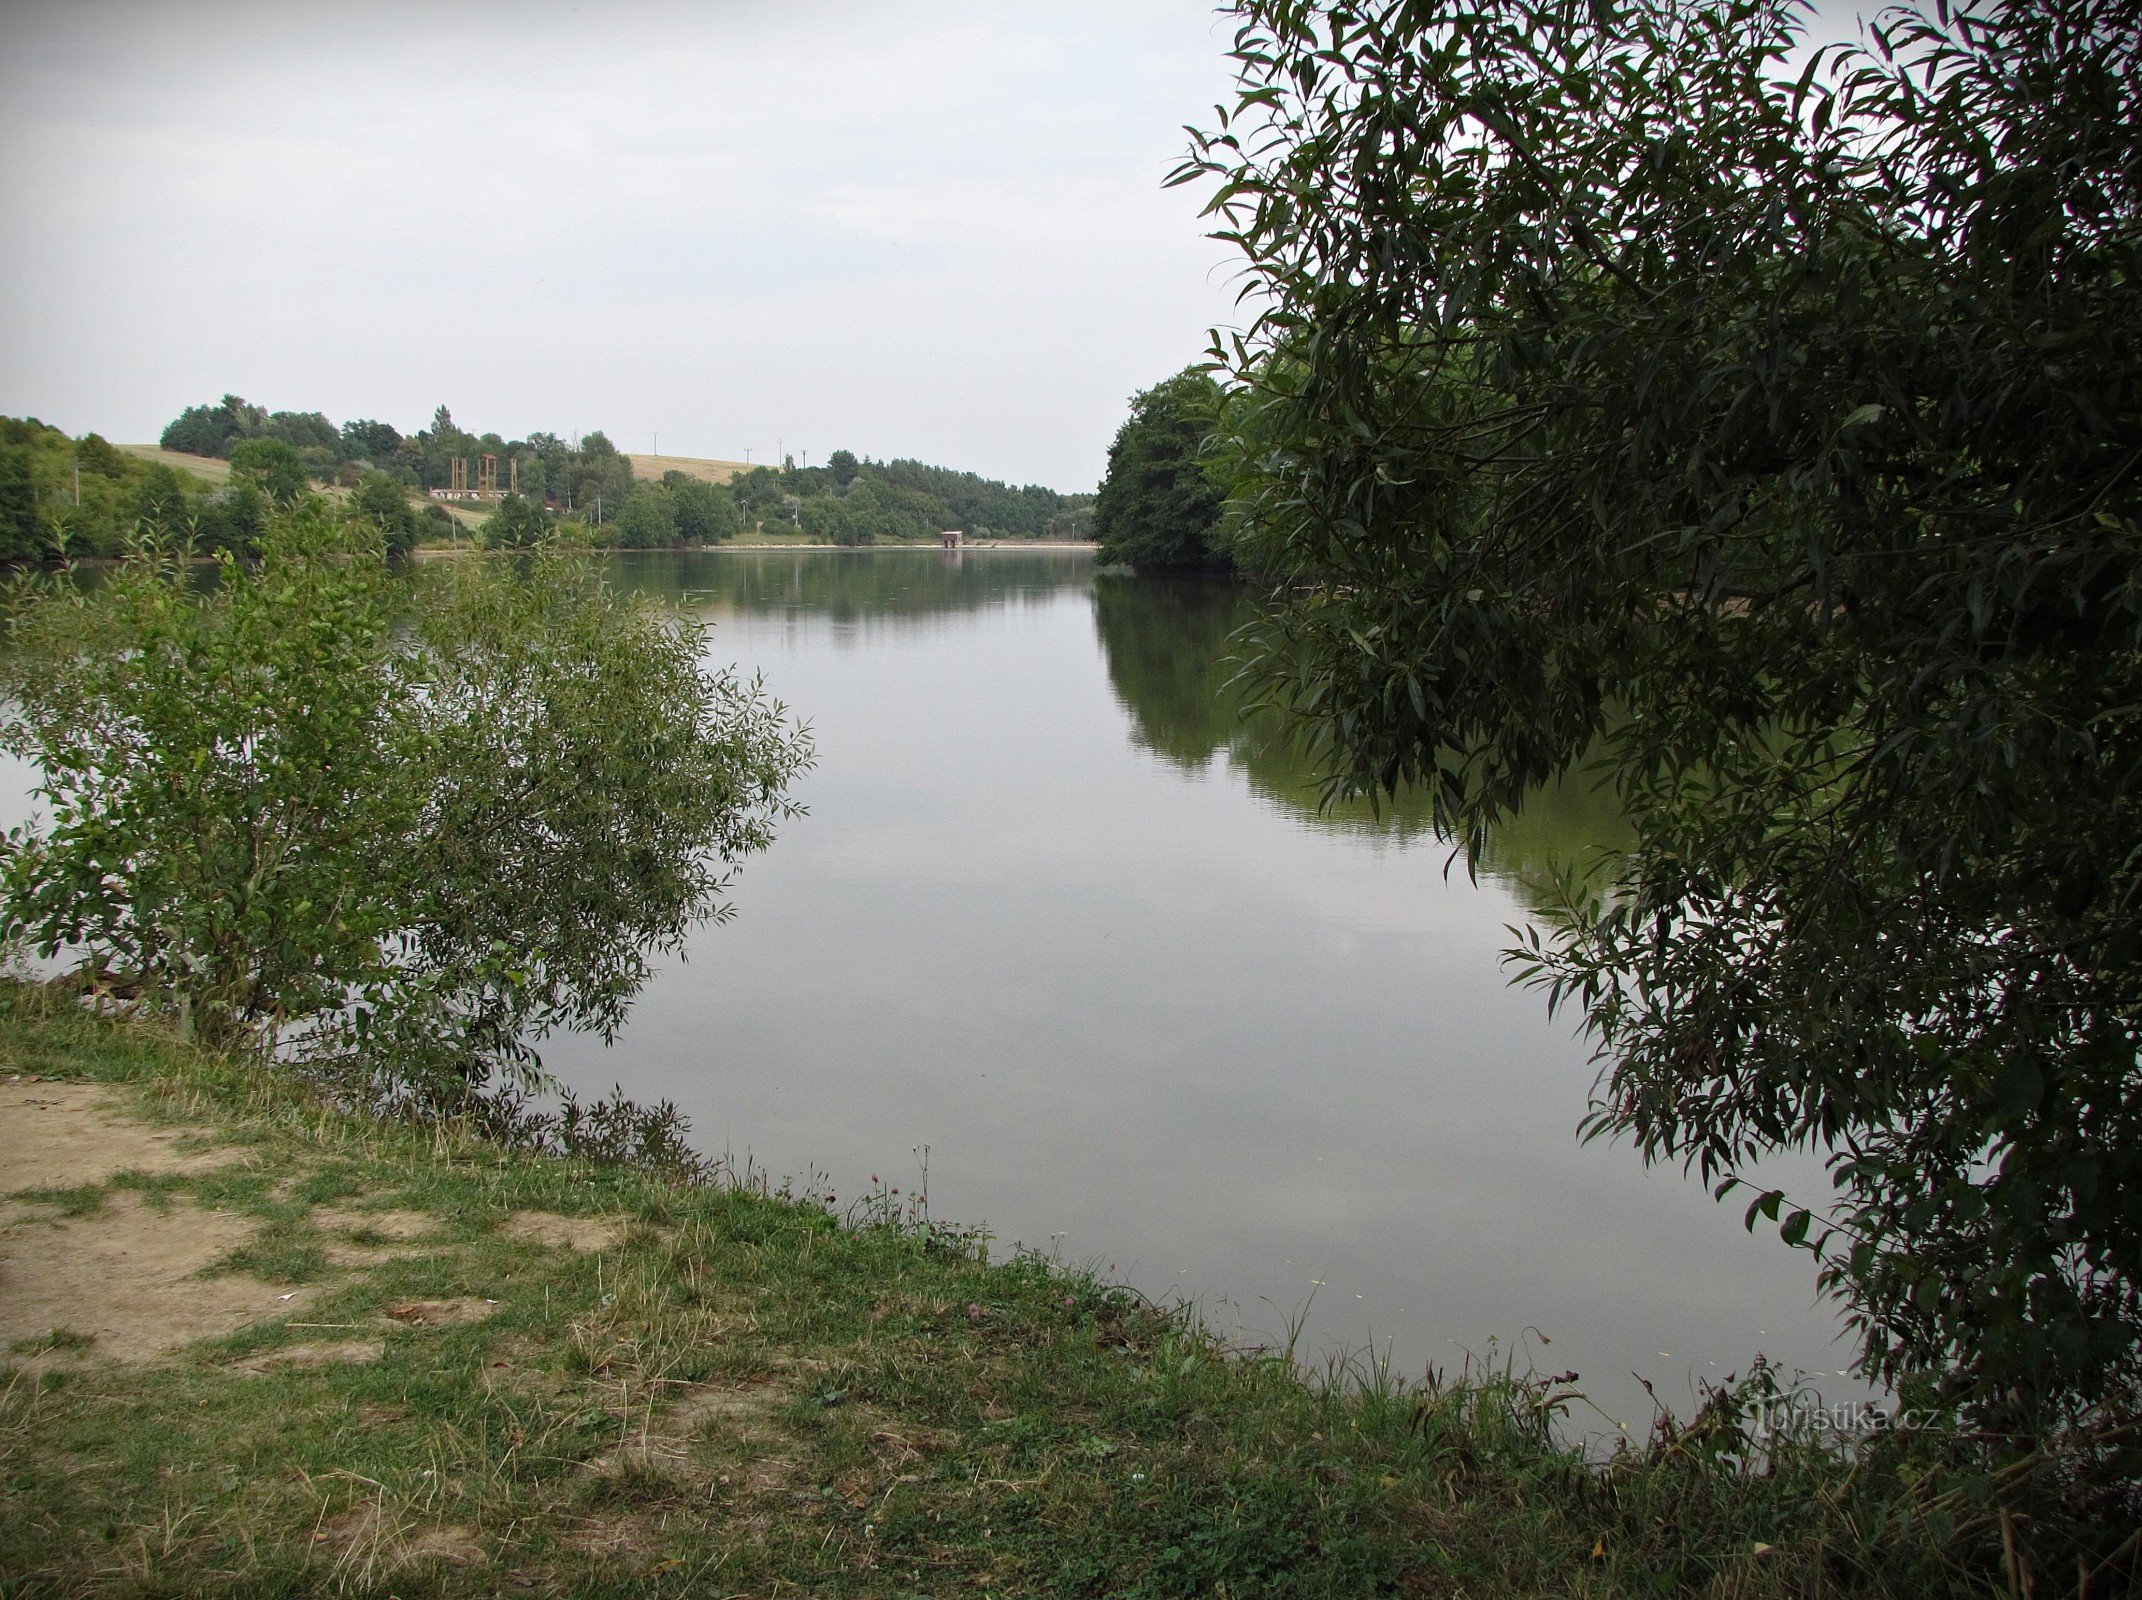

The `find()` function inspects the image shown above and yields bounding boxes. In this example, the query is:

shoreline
[410,539,1098,557]
[0,987,2002,1595]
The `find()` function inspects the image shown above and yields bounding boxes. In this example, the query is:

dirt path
[0,1079,308,1365]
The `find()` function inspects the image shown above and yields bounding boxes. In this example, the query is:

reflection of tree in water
[1092,575,1629,908]
[600,548,1096,628]
[1090,576,1247,769]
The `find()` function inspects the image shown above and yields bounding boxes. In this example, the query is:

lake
[540,546,1860,1433]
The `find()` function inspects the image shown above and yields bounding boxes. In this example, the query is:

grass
[115,445,233,485]
[624,452,750,486]
[0,986,2128,1599]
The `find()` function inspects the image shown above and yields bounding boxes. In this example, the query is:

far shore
[409,539,1099,558]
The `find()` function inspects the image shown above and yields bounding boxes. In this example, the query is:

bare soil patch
[0,1192,315,1363]
[499,1210,623,1253]
[313,1204,445,1266]
[563,1507,684,1561]
[381,1297,496,1328]
[315,1505,486,1583]
[314,1205,438,1241]
[594,1379,787,1478]
[233,1339,385,1373]
[0,1080,234,1191]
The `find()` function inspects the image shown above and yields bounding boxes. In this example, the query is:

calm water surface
[542,548,1859,1431]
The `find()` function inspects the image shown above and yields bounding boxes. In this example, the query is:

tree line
[158,395,1095,552]
[0,415,439,562]
[728,450,1093,546]
[160,396,635,510]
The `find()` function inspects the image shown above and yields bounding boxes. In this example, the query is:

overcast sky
[0,2,1875,493]
[0,1,1251,491]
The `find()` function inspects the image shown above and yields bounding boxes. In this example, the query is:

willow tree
[0,512,811,1100]
[1185,0,2142,1430]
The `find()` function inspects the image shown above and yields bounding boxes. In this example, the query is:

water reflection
[599,546,1094,634]
[1091,574,1632,904]
[525,548,1857,1433]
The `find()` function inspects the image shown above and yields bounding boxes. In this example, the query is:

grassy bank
[0,989,2100,1597]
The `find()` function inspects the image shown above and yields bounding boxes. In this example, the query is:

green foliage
[865,454,1088,539]
[260,409,337,457]
[0,417,320,562]
[73,433,128,478]
[547,430,628,519]
[1189,0,2142,1431]
[0,445,37,562]
[661,473,741,543]
[1093,574,1631,883]
[754,453,1092,541]
[127,463,194,537]
[159,393,263,457]
[227,438,308,503]
[797,493,869,545]
[346,471,420,558]
[193,480,271,557]
[0,514,812,1094]
[609,486,677,548]
[524,473,741,551]
[339,417,401,462]
[478,492,552,550]
[0,417,178,560]
[1094,368,1232,572]
[156,399,1090,544]
[0,515,408,1050]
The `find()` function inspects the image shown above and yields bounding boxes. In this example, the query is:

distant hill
[120,444,231,484]
[625,453,750,486]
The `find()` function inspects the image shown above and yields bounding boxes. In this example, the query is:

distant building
[940,529,963,549]
[429,453,517,503]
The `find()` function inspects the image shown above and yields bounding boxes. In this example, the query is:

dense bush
[1,417,169,559]
[0,513,813,1094]
[347,471,421,559]
[227,438,307,503]
[479,492,553,550]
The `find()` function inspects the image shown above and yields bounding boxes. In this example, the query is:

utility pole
[744,448,752,465]
[72,461,80,507]
[652,432,659,457]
